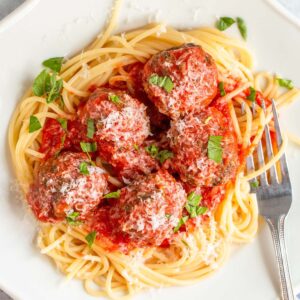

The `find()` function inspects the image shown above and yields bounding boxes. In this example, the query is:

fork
[246,99,295,300]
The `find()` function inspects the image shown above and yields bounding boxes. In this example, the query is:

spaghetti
[8,1,300,299]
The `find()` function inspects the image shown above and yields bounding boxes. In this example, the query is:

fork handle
[266,215,294,300]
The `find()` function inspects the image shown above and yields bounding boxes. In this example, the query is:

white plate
[0,0,300,299]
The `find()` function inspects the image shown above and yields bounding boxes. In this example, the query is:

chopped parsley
[57,118,67,130]
[165,214,172,219]
[66,211,82,226]
[185,192,207,218]
[87,119,95,139]
[29,115,42,133]
[145,144,173,164]
[80,142,97,152]
[32,70,49,96]
[247,87,256,102]
[157,150,173,164]
[46,73,63,104]
[103,190,121,199]
[145,144,159,158]
[237,17,247,40]
[42,57,64,73]
[133,144,139,151]
[79,162,90,175]
[276,77,294,90]
[216,17,235,31]
[218,82,226,96]
[85,231,97,248]
[149,74,174,93]
[108,94,121,104]
[32,69,63,103]
[207,135,223,164]
[174,216,189,233]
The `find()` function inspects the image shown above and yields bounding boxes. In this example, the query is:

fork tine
[271,99,290,181]
[261,100,278,183]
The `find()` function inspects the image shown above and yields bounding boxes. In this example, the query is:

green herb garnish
[216,17,235,31]
[66,211,82,226]
[33,70,49,96]
[145,145,173,164]
[276,77,294,90]
[46,74,63,104]
[32,69,63,103]
[157,150,173,164]
[165,214,172,219]
[79,162,90,175]
[237,17,247,40]
[145,144,159,158]
[247,87,256,102]
[85,231,97,248]
[218,82,226,96]
[108,94,121,104]
[29,115,42,133]
[57,118,67,130]
[149,74,174,93]
[174,216,189,233]
[250,180,259,189]
[80,142,97,153]
[103,190,121,199]
[208,135,223,164]
[87,119,95,139]
[42,57,64,73]
[185,192,207,218]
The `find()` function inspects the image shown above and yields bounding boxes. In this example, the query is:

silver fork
[246,99,294,300]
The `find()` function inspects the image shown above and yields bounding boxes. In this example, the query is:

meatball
[27,152,108,222]
[168,107,239,186]
[95,170,186,249]
[109,147,159,182]
[78,88,150,160]
[143,43,218,119]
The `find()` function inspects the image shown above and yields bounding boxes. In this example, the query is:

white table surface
[0,0,299,299]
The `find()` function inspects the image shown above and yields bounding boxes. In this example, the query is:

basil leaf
[42,57,64,73]
[149,74,174,93]
[208,135,223,164]
[87,119,95,139]
[145,144,159,158]
[108,94,121,104]
[80,142,97,152]
[57,118,67,130]
[32,70,50,96]
[187,192,202,206]
[247,87,256,102]
[103,190,121,199]
[196,206,208,215]
[218,82,226,96]
[174,216,189,233]
[29,115,42,133]
[46,75,63,104]
[85,231,97,248]
[237,17,247,40]
[79,162,90,175]
[157,150,173,164]
[276,77,294,90]
[66,211,82,226]
[216,17,235,31]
